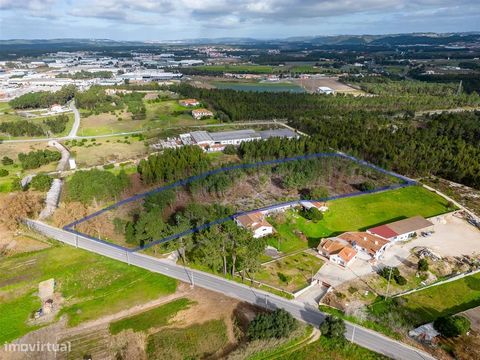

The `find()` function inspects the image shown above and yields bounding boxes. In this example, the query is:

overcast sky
[0,0,479,40]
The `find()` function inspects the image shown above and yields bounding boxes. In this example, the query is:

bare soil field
[294,77,365,95]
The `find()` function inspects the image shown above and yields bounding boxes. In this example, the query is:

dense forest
[173,83,480,189]
[173,82,480,121]
[9,85,76,109]
[290,112,480,189]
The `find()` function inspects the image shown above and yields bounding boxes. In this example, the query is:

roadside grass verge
[0,245,177,342]
[246,325,313,360]
[146,319,228,359]
[109,298,193,334]
[278,336,389,360]
[319,305,402,340]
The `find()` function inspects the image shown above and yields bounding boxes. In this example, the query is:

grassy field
[271,186,452,250]
[67,135,149,168]
[278,336,388,360]
[77,99,218,136]
[109,298,192,334]
[254,252,324,293]
[146,319,228,359]
[370,272,480,326]
[0,245,177,343]
[0,141,59,193]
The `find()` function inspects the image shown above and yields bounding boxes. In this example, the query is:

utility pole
[190,269,194,288]
[351,325,356,342]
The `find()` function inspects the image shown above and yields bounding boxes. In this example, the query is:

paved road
[0,119,287,143]
[25,220,435,360]
[67,101,81,138]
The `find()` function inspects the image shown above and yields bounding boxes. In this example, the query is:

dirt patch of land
[294,77,365,95]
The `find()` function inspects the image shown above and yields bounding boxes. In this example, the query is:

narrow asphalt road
[25,220,436,360]
[67,101,81,138]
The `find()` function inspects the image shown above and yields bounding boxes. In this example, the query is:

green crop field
[109,298,193,334]
[213,81,305,93]
[146,319,228,359]
[194,64,277,74]
[0,245,177,343]
[271,186,452,251]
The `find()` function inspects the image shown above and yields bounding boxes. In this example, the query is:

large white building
[180,128,299,152]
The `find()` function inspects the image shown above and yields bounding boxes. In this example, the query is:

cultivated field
[0,245,177,343]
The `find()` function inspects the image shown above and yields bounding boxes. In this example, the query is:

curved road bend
[25,220,435,360]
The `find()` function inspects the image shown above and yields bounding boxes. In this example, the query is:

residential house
[367,216,434,242]
[318,238,357,267]
[179,98,200,107]
[235,211,273,238]
[337,231,390,260]
[301,201,329,212]
[192,108,214,120]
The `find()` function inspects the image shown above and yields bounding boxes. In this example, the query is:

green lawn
[279,336,388,360]
[387,272,480,325]
[272,186,452,250]
[0,245,177,343]
[254,252,324,293]
[146,319,228,359]
[109,298,193,334]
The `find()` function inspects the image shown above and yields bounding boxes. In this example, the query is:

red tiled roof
[338,247,357,263]
[367,224,398,239]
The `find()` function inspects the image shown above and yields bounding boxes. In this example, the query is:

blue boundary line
[63,152,416,252]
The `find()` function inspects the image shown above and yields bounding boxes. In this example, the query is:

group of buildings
[235,202,434,268]
[318,215,434,267]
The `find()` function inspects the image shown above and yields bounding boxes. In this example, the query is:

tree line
[137,146,210,185]
[0,114,69,137]
[9,85,76,109]
[18,150,61,170]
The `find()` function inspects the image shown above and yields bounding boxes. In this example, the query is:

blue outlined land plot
[62,152,417,252]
